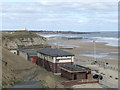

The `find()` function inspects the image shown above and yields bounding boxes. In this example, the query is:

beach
[47,38,118,67]
[62,41,118,67]
[46,36,119,88]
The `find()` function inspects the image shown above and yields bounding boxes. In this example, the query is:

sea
[40,31,119,60]
[42,31,119,47]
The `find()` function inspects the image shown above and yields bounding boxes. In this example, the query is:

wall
[38,53,74,64]
[37,53,74,73]
[61,69,92,80]
[19,51,28,60]
[87,74,93,80]
[55,56,74,63]
[61,69,73,80]
[61,70,87,80]
[62,80,99,86]
[10,50,18,55]
[36,57,73,73]
[77,72,87,80]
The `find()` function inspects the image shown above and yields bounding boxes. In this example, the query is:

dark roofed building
[61,65,91,72]
[60,64,93,80]
[19,49,38,63]
[37,47,74,73]
[37,47,74,57]
[19,49,37,56]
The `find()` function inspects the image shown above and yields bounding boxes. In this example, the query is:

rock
[2,30,50,50]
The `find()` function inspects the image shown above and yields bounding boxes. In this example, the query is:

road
[11,70,42,88]
[12,81,41,88]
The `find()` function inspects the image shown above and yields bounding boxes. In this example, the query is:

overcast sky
[1,0,118,32]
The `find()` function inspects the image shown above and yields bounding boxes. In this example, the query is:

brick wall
[36,58,73,73]
[87,74,93,80]
[77,72,86,80]
[62,80,99,86]
[61,69,73,80]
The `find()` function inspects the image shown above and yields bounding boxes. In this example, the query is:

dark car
[93,74,103,80]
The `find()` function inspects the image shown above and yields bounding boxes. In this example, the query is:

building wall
[37,53,74,73]
[61,69,92,80]
[77,72,87,80]
[87,73,93,80]
[19,51,28,60]
[10,50,18,55]
[36,57,73,73]
[37,53,74,64]
[36,58,43,66]
[61,69,73,80]
[55,56,74,63]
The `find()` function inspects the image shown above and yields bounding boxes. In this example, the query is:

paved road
[12,81,41,88]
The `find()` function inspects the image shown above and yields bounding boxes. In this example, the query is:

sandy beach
[47,37,119,88]
[62,42,118,68]
[48,38,118,67]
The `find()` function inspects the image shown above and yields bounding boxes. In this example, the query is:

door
[74,73,77,80]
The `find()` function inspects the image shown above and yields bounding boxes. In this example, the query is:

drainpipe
[54,57,56,73]
[43,56,45,68]
[71,56,73,65]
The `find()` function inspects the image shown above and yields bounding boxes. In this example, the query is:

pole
[93,40,96,62]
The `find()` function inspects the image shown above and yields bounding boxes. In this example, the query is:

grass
[40,80,49,88]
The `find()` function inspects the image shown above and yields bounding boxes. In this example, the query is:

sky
[0,0,118,32]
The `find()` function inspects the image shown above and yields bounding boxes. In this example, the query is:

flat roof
[37,47,74,57]
[60,65,91,72]
[19,49,38,56]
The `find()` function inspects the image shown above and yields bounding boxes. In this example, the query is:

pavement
[11,81,41,88]
[72,83,103,88]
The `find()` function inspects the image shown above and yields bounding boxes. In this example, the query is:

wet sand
[48,38,119,69]
[62,42,118,68]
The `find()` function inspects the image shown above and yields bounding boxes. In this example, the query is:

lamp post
[93,40,97,62]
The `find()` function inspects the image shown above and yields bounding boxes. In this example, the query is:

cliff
[2,47,41,88]
[2,47,64,88]
[2,30,50,49]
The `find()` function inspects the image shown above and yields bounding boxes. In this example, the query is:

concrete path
[12,81,41,88]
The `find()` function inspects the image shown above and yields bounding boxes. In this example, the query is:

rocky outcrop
[2,30,51,49]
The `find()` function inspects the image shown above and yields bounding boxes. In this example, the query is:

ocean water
[42,31,119,47]
[39,31,118,60]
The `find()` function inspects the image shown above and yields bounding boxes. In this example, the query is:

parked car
[93,74,103,80]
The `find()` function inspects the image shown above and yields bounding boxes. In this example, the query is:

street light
[93,40,97,62]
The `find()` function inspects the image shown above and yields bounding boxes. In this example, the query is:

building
[60,64,93,80]
[19,49,38,63]
[9,49,18,55]
[37,47,74,73]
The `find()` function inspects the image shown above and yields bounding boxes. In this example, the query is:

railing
[91,61,119,72]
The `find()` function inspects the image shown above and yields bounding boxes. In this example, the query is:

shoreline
[48,38,119,69]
